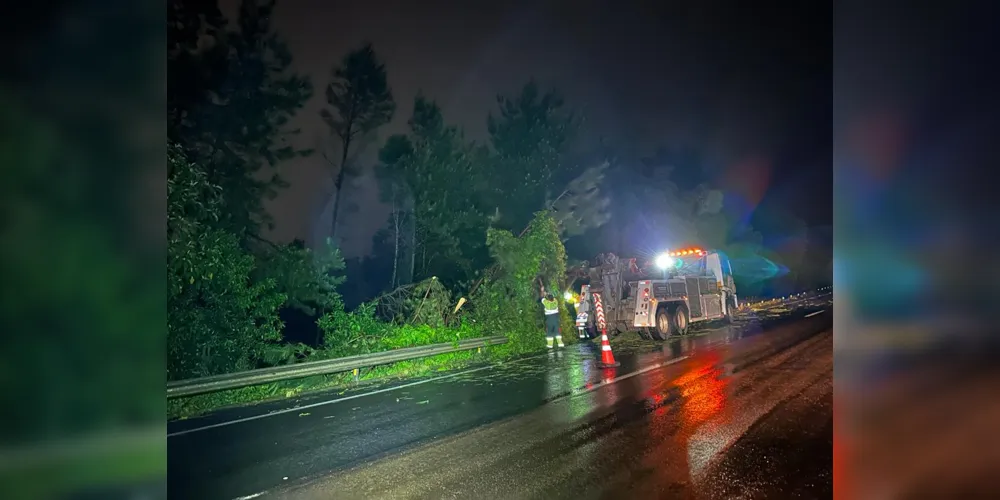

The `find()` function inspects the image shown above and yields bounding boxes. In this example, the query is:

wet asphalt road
[168,294,832,500]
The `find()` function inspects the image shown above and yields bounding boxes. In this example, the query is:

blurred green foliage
[1,0,166,496]
[0,94,165,446]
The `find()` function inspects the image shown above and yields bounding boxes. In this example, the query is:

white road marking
[804,310,826,318]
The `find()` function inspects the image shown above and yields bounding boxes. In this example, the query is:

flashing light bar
[666,248,705,257]
[655,248,707,270]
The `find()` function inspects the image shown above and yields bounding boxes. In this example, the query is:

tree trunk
[391,185,399,288]
[409,222,416,284]
[421,246,427,279]
[330,137,352,241]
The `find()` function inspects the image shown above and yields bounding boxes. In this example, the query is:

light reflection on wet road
[168,295,833,500]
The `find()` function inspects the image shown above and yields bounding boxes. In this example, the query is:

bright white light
[655,253,674,269]
[563,291,573,301]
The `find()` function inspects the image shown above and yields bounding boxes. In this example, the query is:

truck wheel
[652,307,672,340]
[724,296,736,324]
[671,305,690,335]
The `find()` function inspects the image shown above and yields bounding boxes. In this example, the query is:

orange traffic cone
[597,329,620,368]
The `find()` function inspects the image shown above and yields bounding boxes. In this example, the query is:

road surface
[168,294,833,499]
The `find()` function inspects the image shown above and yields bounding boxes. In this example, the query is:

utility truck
[573,248,738,340]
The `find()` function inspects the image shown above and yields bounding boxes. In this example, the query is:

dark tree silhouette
[320,43,396,240]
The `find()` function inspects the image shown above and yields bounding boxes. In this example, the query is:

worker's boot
[556,335,565,348]
[546,337,554,349]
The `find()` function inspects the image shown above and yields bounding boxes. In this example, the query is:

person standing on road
[540,284,565,349]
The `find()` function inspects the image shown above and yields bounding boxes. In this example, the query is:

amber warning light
[655,248,704,269]
[667,248,704,257]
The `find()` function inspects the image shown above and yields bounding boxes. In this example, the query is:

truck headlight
[655,253,674,269]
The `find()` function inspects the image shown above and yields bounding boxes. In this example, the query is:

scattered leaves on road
[298,412,310,417]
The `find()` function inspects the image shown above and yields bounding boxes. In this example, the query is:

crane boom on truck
[574,248,738,340]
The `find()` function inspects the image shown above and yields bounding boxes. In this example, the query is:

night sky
[219,0,831,260]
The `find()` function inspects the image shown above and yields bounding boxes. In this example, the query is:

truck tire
[671,305,690,336]
[638,328,655,341]
[723,295,736,324]
[652,307,672,340]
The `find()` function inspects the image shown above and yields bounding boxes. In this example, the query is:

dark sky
[219,0,831,258]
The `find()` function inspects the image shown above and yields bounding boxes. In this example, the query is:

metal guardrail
[741,286,833,309]
[167,335,508,398]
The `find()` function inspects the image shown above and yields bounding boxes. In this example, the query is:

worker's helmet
[545,293,555,301]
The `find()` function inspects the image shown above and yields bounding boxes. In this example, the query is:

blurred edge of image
[834,2,997,498]
[0,1,996,499]
[0,1,167,499]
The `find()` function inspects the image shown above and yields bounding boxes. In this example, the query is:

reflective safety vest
[542,298,559,315]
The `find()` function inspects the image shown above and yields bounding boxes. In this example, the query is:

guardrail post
[352,368,360,382]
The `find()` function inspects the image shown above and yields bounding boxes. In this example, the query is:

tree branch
[248,232,280,250]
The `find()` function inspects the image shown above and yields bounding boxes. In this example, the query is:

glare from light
[563,291,574,302]
[655,253,674,269]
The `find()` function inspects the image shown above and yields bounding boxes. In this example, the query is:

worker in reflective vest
[539,285,565,349]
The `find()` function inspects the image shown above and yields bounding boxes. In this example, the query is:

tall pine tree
[319,43,396,241]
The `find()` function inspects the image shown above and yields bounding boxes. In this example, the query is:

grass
[168,348,488,420]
